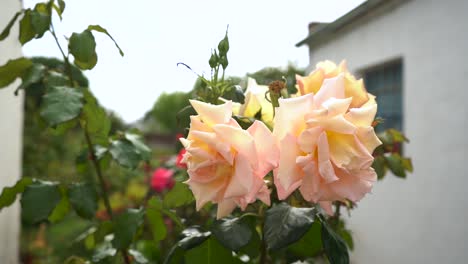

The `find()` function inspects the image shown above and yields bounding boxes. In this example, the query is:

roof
[296,0,404,47]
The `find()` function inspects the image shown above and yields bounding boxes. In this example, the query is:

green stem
[50,21,131,264]
[258,205,268,264]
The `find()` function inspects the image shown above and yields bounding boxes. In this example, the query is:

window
[362,59,403,132]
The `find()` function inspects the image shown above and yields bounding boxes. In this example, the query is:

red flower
[151,168,175,193]
[176,149,187,169]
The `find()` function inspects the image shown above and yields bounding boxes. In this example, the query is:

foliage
[0,2,413,264]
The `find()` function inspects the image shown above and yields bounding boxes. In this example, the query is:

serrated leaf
[112,209,145,250]
[69,30,97,70]
[81,90,111,146]
[320,217,349,264]
[40,86,84,126]
[18,63,46,90]
[0,178,33,211]
[164,227,211,264]
[30,4,51,38]
[19,10,35,45]
[109,139,142,169]
[0,57,33,88]
[288,220,322,257]
[125,133,151,161]
[264,203,316,250]
[372,156,387,180]
[129,249,149,264]
[211,217,252,251]
[21,182,62,224]
[184,237,239,264]
[68,183,98,219]
[163,182,194,208]
[87,25,124,56]
[147,208,167,242]
[0,11,22,41]
[48,186,70,223]
[385,153,406,178]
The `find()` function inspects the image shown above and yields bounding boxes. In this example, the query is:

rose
[175,149,187,169]
[231,78,274,127]
[180,99,278,218]
[296,60,369,108]
[273,72,381,214]
[151,168,175,193]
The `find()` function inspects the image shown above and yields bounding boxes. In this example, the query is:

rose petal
[190,100,232,126]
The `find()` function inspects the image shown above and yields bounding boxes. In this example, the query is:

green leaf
[0,11,22,41]
[18,63,46,90]
[0,57,32,88]
[68,183,98,219]
[129,249,149,264]
[48,186,70,223]
[30,3,51,38]
[125,133,152,161]
[69,30,98,70]
[211,217,252,251]
[385,153,406,178]
[40,86,84,126]
[264,203,316,250]
[87,25,124,56]
[288,221,322,257]
[112,208,145,250]
[222,85,245,104]
[0,178,33,211]
[338,228,354,251]
[58,0,66,13]
[185,237,239,264]
[147,208,167,242]
[163,182,194,208]
[320,217,349,264]
[164,227,211,264]
[372,156,387,180]
[19,10,35,45]
[109,139,142,169]
[81,90,111,146]
[21,181,62,224]
[402,157,413,173]
[64,256,88,264]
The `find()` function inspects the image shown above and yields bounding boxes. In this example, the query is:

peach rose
[231,78,274,127]
[296,60,369,108]
[273,73,381,213]
[180,100,278,219]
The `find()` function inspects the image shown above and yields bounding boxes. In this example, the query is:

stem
[258,205,268,264]
[50,21,132,264]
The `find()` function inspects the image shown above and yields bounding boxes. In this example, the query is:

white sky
[22,0,365,123]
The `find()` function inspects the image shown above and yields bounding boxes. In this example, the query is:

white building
[296,0,468,263]
[0,0,24,263]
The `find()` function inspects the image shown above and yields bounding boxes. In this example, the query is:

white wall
[0,0,24,263]
[306,0,468,263]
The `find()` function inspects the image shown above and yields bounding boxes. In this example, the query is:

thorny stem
[258,205,268,264]
[50,22,132,264]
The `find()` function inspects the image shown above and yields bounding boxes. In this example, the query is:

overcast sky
[22,0,365,122]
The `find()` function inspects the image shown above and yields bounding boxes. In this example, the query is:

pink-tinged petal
[319,201,334,216]
[190,100,232,126]
[276,134,304,191]
[307,115,356,135]
[187,176,227,211]
[314,74,345,107]
[179,138,191,148]
[274,168,303,200]
[328,168,375,202]
[216,199,237,219]
[345,104,377,127]
[190,131,234,165]
[297,154,321,202]
[321,97,352,116]
[212,124,258,166]
[327,132,373,170]
[188,161,229,183]
[273,93,314,139]
[224,154,252,198]
[256,183,271,206]
[247,120,279,175]
[356,127,382,154]
[317,132,339,183]
[298,127,322,153]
